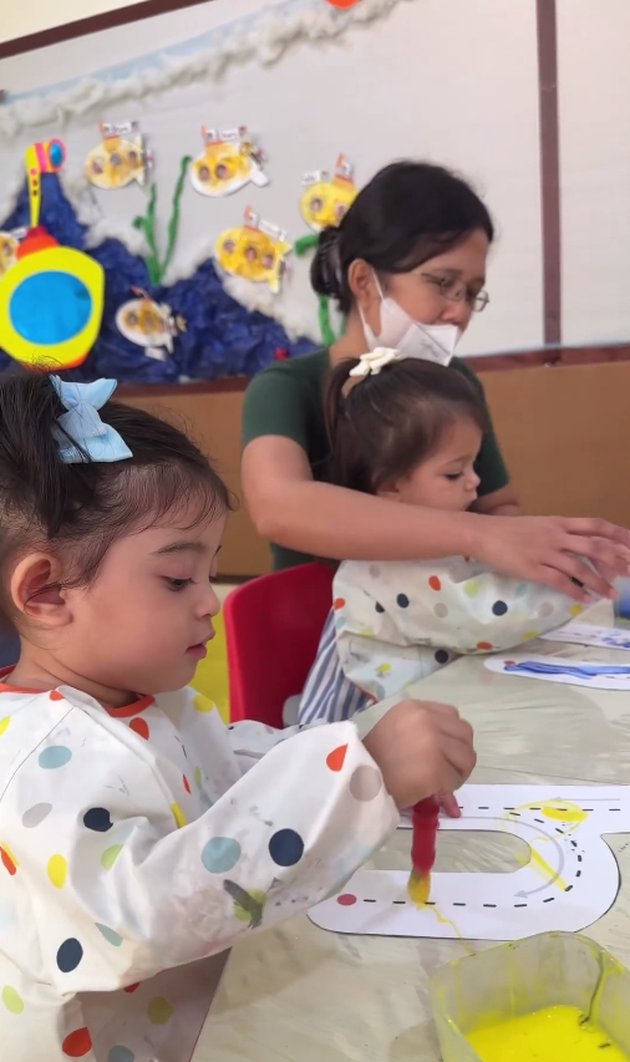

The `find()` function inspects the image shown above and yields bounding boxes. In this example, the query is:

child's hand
[437,791,462,818]
[363,700,475,810]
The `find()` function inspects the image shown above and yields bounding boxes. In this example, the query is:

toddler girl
[298,349,581,723]
[0,374,475,1061]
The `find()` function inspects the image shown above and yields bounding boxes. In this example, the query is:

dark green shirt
[243,349,509,570]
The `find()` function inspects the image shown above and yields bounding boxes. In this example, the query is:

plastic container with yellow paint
[429,932,630,1062]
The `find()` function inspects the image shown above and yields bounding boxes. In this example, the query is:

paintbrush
[407,797,439,905]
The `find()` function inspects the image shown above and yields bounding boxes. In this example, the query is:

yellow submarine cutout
[0,228,25,277]
[215,207,292,293]
[0,139,105,370]
[300,154,358,232]
[116,287,186,361]
[191,126,269,198]
[85,121,149,190]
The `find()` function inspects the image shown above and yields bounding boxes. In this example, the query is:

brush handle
[410,797,439,875]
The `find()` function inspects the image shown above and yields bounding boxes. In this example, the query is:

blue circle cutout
[10,271,92,345]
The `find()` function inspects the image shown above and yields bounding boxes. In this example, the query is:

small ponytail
[0,374,97,539]
[324,358,374,493]
[0,372,231,602]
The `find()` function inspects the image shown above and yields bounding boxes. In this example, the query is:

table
[194,604,630,1061]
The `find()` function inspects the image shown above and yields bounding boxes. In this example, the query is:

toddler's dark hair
[325,358,487,494]
[311,160,494,315]
[0,374,232,600]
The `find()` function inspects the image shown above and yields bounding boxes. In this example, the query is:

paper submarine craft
[116,287,186,361]
[85,121,149,190]
[215,207,292,293]
[300,154,358,232]
[0,139,105,370]
[190,126,268,198]
[0,230,25,277]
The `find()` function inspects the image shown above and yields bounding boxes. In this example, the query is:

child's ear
[9,553,72,627]
[376,480,403,503]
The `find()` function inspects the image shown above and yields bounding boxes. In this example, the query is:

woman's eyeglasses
[420,272,490,313]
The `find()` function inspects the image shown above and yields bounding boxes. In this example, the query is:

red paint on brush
[411,798,439,875]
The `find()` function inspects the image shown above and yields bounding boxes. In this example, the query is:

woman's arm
[472,484,521,517]
[242,435,630,600]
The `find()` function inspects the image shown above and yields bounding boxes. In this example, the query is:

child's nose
[200,583,221,618]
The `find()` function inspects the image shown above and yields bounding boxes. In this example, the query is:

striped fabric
[297,609,371,724]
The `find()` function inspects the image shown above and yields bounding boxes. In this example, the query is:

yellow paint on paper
[467,1005,629,1061]
[407,869,430,906]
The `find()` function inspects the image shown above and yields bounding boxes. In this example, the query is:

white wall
[557,0,630,346]
[1,0,543,355]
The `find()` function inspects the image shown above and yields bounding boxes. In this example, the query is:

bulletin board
[0,0,546,383]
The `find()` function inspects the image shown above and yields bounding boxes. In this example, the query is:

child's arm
[9,704,398,995]
[333,558,580,698]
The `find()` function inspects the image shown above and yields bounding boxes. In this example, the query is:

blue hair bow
[51,376,133,465]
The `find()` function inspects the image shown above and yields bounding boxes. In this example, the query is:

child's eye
[445,472,463,481]
[165,577,193,592]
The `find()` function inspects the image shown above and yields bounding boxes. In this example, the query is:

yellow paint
[529,848,570,892]
[505,798,589,891]
[467,1005,629,1061]
[540,800,587,825]
[407,869,431,906]
[518,799,588,826]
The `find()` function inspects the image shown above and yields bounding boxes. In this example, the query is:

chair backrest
[224,562,334,727]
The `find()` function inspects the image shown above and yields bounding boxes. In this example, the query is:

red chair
[224,562,334,727]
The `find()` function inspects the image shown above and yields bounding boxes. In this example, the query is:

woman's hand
[471,515,630,602]
[363,700,476,810]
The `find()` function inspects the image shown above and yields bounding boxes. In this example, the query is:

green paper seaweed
[133,155,192,285]
[295,232,338,347]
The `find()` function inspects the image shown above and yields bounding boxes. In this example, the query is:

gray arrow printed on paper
[447,815,567,901]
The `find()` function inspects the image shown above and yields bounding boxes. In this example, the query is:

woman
[242,160,630,597]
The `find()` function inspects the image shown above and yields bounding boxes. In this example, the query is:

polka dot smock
[0,674,397,1060]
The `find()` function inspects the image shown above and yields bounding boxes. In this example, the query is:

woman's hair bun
[310,226,343,300]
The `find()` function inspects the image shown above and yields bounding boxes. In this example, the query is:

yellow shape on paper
[300,166,357,232]
[0,717,10,736]
[0,245,104,371]
[215,219,292,294]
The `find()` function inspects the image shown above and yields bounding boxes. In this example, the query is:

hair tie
[348,347,407,378]
[51,376,133,464]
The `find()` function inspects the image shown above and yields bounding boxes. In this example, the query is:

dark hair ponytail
[312,160,494,314]
[325,356,487,494]
[0,374,100,540]
[0,373,232,596]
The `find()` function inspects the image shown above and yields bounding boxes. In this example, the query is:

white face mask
[359,273,461,366]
